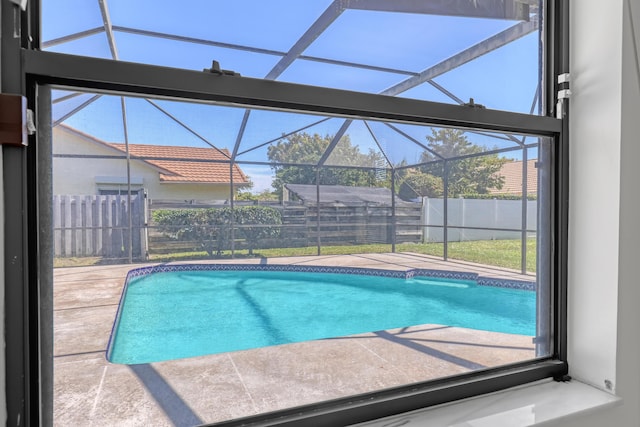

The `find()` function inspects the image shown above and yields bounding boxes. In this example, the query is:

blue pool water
[107,268,536,364]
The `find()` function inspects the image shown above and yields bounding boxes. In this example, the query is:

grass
[397,239,537,273]
[54,239,537,272]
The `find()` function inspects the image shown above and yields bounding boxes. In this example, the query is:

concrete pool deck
[54,253,537,426]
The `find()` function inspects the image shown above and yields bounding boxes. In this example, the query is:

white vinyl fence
[422,197,537,242]
[53,192,147,258]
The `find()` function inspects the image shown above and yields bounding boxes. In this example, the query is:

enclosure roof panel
[46,0,545,192]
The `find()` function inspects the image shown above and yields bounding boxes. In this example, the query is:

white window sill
[353,379,621,426]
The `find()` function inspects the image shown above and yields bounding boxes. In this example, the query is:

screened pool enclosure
[47,0,549,276]
[17,0,571,426]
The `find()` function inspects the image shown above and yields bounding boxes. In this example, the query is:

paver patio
[53,253,536,426]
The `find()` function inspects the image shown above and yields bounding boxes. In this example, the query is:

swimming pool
[107,264,536,364]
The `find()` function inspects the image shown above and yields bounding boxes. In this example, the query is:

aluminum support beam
[381,19,538,97]
[229,163,235,256]
[363,121,393,166]
[383,123,445,160]
[520,148,528,274]
[41,26,104,49]
[315,16,537,163]
[266,0,345,80]
[316,168,321,256]
[98,0,119,60]
[443,161,449,260]
[391,170,397,252]
[346,0,531,21]
[145,99,231,158]
[109,26,420,77]
[52,93,101,126]
[119,97,133,263]
[394,141,538,171]
[237,117,331,157]
[52,91,87,104]
[113,26,285,57]
[232,0,346,158]
[317,120,353,166]
[230,110,251,161]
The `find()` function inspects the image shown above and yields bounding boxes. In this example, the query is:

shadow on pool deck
[53,253,536,426]
[130,364,204,426]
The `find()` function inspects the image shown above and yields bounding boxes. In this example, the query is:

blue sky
[44,1,542,193]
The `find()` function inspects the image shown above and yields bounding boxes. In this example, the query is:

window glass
[42,0,544,114]
[52,89,551,425]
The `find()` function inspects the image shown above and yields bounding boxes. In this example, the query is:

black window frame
[2,0,569,425]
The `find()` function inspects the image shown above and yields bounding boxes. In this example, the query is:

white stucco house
[53,124,250,201]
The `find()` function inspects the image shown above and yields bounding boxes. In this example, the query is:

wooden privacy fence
[53,192,147,258]
[278,203,422,246]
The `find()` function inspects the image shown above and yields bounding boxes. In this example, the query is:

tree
[397,169,443,200]
[236,189,278,202]
[267,132,387,197]
[419,129,507,197]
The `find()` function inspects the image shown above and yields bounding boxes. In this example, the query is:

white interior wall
[566,0,621,391]
[543,0,640,425]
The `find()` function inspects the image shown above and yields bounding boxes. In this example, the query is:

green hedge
[153,206,282,256]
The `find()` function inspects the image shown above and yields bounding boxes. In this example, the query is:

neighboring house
[53,124,249,201]
[489,159,538,196]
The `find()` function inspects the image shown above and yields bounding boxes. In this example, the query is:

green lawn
[396,239,537,273]
[54,239,536,272]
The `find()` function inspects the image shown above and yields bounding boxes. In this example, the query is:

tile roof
[490,159,538,195]
[107,143,249,185]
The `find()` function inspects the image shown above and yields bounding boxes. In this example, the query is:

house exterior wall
[53,127,232,201]
[147,182,232,202]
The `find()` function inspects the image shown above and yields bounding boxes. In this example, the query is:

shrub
[234,205,282,255]
[153,206,282,256]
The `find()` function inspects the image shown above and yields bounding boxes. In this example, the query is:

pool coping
[124,263,537,290]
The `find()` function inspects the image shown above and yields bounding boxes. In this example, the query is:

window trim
[3,0,569,425]
[22,50,562,138]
